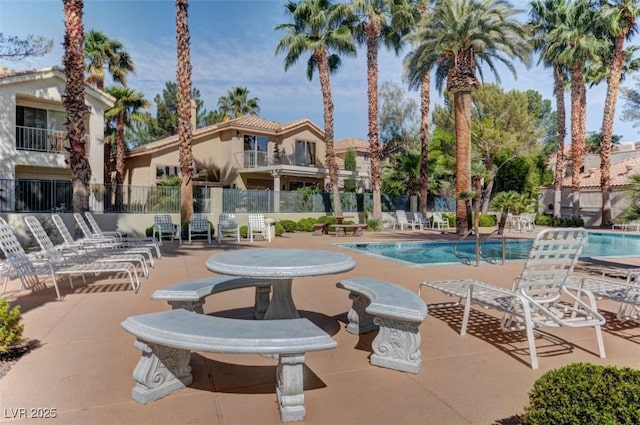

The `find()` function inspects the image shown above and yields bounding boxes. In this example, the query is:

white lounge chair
[419,228,606,369]
[188,213,211,244]
[0,217,140,300]
[84,212,160,251]
[248,213,271,243]
[217,213,240,243]
[431,212,450,230]
[413,212,430,229]
[153,214,182,245]
[393,210,422,230]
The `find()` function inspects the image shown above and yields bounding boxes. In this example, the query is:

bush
[297,217,317,232]
[366,218,382,231]
[0,298,24,352]
[317,216,338,225]
[274,222,284,237]
[443,213,455,227]
[239,225,248,239]
[145,225,154,237]
[478,214,496,227]
[279,219,298,233]
[522,362,640,425]
[536,214,553,226]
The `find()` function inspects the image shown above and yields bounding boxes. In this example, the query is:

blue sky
[1,0,640,142]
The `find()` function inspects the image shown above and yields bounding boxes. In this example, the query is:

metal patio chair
[217,213,240,243]
[188,213,212,244]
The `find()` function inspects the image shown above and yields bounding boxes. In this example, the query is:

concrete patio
[2,228,640,425]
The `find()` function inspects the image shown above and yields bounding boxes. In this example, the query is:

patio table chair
[188,213,212,244]
[248,213,271,243]
[153,214,182,245]
[418,228,606,369]
[431,212,450,230]
[217,213,240,243]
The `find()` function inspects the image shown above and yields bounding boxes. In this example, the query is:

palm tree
[217,86,260,119]
[176,0,194,225]
[350,0,419,221]
[596,0,640,227]
[275,0,356,216]
[63,0,91,213]
[530,0,570,220]
[104,86,149,187]
[545,0,605,218]
[84,29,134,90]
[403,0,530,234]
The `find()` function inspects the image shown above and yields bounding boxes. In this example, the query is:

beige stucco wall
[539,186,631,226]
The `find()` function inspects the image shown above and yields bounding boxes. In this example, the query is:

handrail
[478,229,506,265]
[453,228,479,266]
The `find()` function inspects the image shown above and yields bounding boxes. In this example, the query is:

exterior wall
[539,186,631,227]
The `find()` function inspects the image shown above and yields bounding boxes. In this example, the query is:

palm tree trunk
[553,63,566,219]
[62,0,91,213]
[366,23,382,222]
[115,115,126,207]
[419,72,430,216]
[600,35,626,227]
[316,50,342,215]
[176,0,193,225]
[454,90,472,235]
[570,65,586,219]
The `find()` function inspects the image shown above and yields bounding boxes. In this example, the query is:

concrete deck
[2,228,640,425]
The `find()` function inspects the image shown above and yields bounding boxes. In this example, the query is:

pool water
[339,232,640,266]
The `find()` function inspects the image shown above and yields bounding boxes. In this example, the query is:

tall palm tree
[403,0,530,234]
[217,86,260,119]
[84,29,134,90]
[176,0,194,225]
[530,0,570,220]
[275,0,357,216]
[351,0,419,221]
[63,0,91,213]
[104,86,149,186]
[545,0,605,218]
[596,0,640,227]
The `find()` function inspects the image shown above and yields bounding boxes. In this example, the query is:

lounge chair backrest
[0,218,40,285]
[414,212,425,223]
[73,213,94,239]
[248,214,267,230]
[219,213,238,230]
[51,214,75,245]
[84,212,104,236]
[154,214,176,232]
[24,216,57,252]
[396,210,409,224]
[190,213,209,231]
[515,228,588,302]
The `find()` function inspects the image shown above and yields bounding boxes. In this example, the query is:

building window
[243,134,269,167]
[364,153,369,162]
[16,106,67,151]
[295,140,316,166]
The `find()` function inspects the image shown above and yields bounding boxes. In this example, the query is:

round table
[206,248,356,319]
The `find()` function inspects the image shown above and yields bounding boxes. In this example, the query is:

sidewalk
[1,229,640,424]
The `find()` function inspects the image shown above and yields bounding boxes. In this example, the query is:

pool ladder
[453,227,506,266]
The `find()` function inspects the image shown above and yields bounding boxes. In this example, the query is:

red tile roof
[562,155,640,188]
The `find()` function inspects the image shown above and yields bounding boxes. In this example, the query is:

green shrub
[279,219,298,232]
[522,362,640,425]
[274,222,284,237]
[443,213,455,227]
[317,216,338,225]
[366,218,382,231]
[145,225,154,237]
[297,217,317,232]
[536,214,553,226]
[478,214,496,227]
[0,298,24,352]
[239,225,248,239]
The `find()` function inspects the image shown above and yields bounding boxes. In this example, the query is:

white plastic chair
[248,214,271,243]
[413,212,430,229]
[217,213,240,243]
[81,212,161,257]
[419,228,606,369]
[393,210,422,230]
[153,214,182,245]
[188,213,211,244]
[432,212,450,230]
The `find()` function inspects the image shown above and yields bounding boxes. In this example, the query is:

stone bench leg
[255,285,271,319]
[131,339,193,404]
[370,317,422,374]
[169,300,205,314]
[345,292,377,334]
[276,353,307,422]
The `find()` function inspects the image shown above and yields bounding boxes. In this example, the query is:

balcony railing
[234,151,319,169]
[15,126,89,153]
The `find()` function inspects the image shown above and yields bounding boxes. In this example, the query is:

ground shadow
[600,309,640,344]
[331,311,376,352]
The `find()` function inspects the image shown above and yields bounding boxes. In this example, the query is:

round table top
[206,248,356,279]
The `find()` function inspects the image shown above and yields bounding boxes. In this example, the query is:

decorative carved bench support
[131,339,193,404]
[345,293,377,334]
[370,317,422,374]
[276,353,306,422]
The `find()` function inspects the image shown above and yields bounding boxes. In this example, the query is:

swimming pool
[339,232,640,266]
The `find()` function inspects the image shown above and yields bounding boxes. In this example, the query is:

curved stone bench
[336,277,428,374]
[151,276,272,318]
[121,309,336,422]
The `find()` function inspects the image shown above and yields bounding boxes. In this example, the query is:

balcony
[234,151,320,169]
[15,126,89,154]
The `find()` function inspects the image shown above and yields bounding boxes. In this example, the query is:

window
[295,140,316,166]
[243,134,269,167]
[16,106,68,152]
[364,153,370,162]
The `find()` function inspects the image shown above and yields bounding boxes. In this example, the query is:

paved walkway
[1,228,640,424]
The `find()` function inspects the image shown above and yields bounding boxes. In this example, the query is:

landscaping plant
[0,298,23,352]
